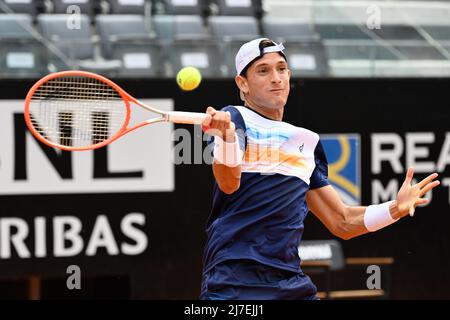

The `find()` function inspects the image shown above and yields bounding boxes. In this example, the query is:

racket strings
[29,75,127,148]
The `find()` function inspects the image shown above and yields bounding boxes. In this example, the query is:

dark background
[0,77,448,299]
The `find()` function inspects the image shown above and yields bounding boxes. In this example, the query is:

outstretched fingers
[409,173,440,217]
[418,172,439,189]
[419,180,440,197]
[415,198,429,206]
[403,167,414,186]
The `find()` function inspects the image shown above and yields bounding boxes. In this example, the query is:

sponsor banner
[321,134,361,205]
[0,99,174,195]
[0,212,149,260]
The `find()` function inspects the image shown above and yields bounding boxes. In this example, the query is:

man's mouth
[270,89,284,94]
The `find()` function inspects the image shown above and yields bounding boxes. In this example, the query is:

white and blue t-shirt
[203,105,329,276]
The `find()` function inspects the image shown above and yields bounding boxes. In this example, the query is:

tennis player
[200,38,440,300]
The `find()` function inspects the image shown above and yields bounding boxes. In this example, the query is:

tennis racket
[24,70,208,151]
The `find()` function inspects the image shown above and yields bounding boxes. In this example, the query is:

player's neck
[244,101,283,121]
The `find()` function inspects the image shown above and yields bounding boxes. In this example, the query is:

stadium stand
[0,0,39,15]
[96,14,164,77]
[0,0,449,78]
[37,13,120,73]
[51,0,95,15]
[208,15,261,76]
[108,0,149,15]
[261,16,329,76]
[166,40,223,77]
[265,0,450,77]
[153,0,206,15]
[153,14,207,40]
[211,0,262,17]
[0,14,46,77]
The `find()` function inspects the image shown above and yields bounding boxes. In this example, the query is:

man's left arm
[306,167,440,240]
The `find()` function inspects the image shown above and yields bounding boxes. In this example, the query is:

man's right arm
[213,161,242,194]
[202,106,243,194]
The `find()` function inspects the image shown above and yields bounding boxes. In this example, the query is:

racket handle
[167,111,208,125]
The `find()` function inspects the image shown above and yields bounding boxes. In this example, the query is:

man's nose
[271,70,282,83]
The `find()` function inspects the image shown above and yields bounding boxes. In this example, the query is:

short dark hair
[239,39,287,77]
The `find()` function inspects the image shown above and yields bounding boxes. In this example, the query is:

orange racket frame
[24,70,207,151]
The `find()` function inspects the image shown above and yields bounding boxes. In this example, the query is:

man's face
[239,52,291,110]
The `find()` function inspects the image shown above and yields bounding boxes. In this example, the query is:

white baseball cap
[235,38,286,76]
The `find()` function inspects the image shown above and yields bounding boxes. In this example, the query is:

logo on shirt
[299,143,304,153]
[321,134,361,205]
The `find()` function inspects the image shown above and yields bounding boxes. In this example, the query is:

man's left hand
[394,167,440,218]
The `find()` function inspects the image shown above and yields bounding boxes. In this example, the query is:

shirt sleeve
[207,106,247,153]
[309,140,329,189]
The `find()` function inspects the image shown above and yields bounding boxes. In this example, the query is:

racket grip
[167,111,208,125]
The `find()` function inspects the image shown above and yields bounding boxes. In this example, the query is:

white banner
[0,99,174,194]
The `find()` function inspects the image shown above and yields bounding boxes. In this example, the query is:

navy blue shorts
[200,259,318,300]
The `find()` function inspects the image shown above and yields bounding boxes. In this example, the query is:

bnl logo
[321,134,361,205]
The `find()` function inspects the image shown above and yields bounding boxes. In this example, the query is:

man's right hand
[202,106,236,142]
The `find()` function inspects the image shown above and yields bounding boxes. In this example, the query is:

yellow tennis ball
[176,67,202,91]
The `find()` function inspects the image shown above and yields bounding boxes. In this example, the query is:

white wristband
[364,201,399,232]
[213,134,243,167]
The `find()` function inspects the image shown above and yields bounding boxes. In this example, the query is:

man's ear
[235,75,249,94]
